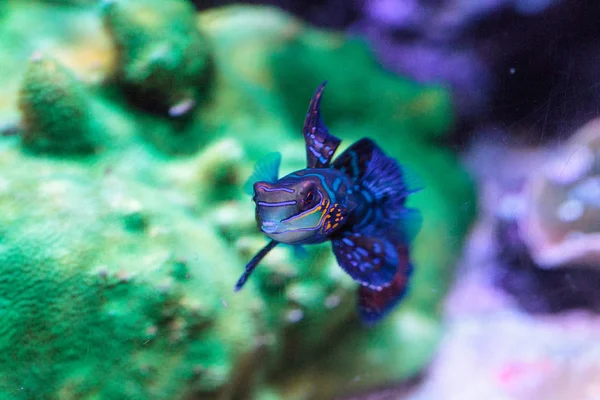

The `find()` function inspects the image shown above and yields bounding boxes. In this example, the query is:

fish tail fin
[357,236,413,324]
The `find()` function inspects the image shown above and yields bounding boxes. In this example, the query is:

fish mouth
[261,221,283,234]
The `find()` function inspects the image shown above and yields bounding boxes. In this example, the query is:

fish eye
[305,191,314,204]
[300,189,319,211]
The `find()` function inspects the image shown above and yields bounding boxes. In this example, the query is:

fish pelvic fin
[234,240,279,291]
[359,142,423,214]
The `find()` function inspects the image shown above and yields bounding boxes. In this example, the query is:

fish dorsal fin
[335,139,424,220]
[333,138,424,193]
[360,146,423,214]
[303,81,342,168]
[331,138,377,182]
[243,152,282,195]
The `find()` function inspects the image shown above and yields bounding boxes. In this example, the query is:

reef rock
[463,122,600,315]
[520,119,600,269]
[0,2,475,399]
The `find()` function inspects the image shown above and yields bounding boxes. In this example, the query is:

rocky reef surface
[397,120,600,400]
[0,1,475,399]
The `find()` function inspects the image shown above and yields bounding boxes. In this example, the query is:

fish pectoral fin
[398,207,423,244]
[242,152,282,195]
[331,227,405,290]
[289,244,309,260]
[357,261,413,324]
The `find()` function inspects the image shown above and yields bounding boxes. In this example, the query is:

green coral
[270,37,452,143]
[0,0,116,130]
[0,156,264,399]
[19,56,101,154]
[196,6,475,397]
[102,0,211,115]
[0,2,475,400]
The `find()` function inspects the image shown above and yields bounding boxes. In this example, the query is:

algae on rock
[0,150,265,399]
[197,6,475,397]
[19,56,102,154]
[0,1,475,399]
[102,0,211,115]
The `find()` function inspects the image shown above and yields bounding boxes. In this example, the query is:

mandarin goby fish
[234,81,423,323]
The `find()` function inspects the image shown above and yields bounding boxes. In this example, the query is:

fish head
[252,174,329,244]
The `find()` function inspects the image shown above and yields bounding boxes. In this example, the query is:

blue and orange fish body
[235,82,422,323]
[253,168,357,245]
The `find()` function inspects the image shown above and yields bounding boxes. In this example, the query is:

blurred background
[0,0,599,399]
